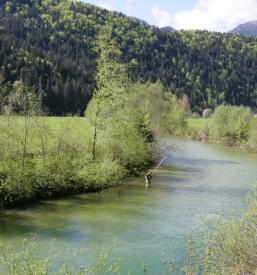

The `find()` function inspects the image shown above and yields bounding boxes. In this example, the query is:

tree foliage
[0,0,256,115]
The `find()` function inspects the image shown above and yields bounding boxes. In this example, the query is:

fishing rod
[151,155,168,173]
[150,139,177,173]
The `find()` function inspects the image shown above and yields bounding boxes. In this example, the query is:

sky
[83,0,257,32]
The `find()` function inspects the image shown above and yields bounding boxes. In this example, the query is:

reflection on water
[1,140,257,273]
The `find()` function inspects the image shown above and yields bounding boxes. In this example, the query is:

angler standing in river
[145,171,152,188]
[144,156,167,188]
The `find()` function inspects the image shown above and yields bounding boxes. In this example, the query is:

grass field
[1,115,209,140]
[0,116,89,132]
[0,116,91,153]
[187,118,209,130]
[0,116,209,146]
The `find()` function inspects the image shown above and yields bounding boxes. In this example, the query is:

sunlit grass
[0,115,91,153]
[187,118,209,130]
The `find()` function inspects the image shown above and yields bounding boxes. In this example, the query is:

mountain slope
[229,20,257,36]
[0,0,257,115]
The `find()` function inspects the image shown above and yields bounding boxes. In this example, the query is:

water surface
[1,141,257,273]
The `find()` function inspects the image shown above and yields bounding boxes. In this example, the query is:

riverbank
[1,110,255,210]
[186,106,257,153]
[0,113,252,210]
[0,116,157,209]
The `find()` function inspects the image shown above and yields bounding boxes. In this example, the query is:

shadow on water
[0,212,39,237]
[166,156,240,166]
[0,186,152,241]
[156,172,250,198]
[0,209,90,241]
[172,185,250,198]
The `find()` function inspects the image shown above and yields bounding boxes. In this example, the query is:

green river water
[1,140,257,274]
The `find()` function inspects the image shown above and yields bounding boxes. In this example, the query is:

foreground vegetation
[187,189,257,274]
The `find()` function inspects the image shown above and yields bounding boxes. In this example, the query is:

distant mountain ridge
[129,18,175,31]
[229,20,257,36]
[160,26,175,31]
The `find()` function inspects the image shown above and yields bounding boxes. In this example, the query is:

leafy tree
[85,26,129,162]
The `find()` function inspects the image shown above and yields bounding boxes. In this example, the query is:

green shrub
[207,105,252,145]
[247,116,257,152]
[0,160,36,208]
[131,83,187,137]
[77,159,126,190]
[200,191,257,274]
[33,156,81,199]
[102,116,148,174]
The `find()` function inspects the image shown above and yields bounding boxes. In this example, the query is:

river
[1,140,257,274]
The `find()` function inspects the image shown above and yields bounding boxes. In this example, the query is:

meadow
[187,118,209,130]
[0,115,91,152]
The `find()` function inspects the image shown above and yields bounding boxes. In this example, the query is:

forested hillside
[0,0,257,115]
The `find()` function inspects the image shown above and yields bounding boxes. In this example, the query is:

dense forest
[0,0,257,115]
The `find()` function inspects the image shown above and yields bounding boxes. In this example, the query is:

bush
[199,191,257,274]
[247,116,257,152]
[0,154,128,208]
[0,160,36,208]
[131,83,187,137]
[102,116,148,174]
[77,159,126,190]
[207,105,252,145]
[33,156,82,199]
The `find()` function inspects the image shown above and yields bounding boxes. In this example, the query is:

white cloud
[151,0,257,31]
[125,0,134,13]
[99,2,113,10]
[151,5,173,28]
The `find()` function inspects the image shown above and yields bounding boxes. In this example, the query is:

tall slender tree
[87,26,129,162]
